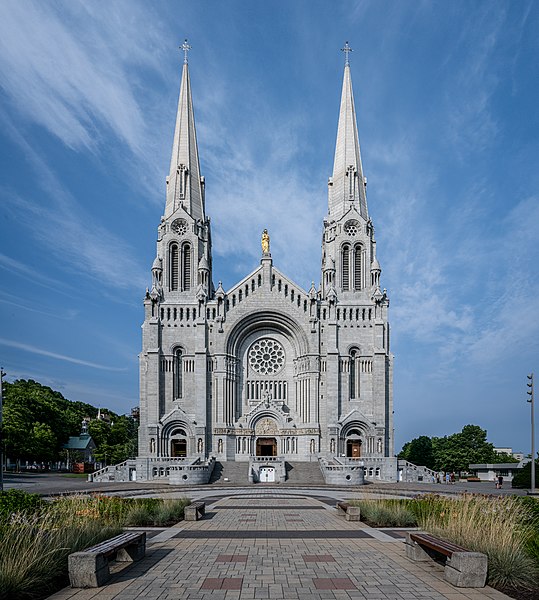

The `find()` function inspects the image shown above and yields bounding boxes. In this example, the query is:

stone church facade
[136,48,396,483]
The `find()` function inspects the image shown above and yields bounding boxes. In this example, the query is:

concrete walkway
[49,491,510,600]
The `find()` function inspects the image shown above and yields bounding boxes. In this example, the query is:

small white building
[469,462,523,483]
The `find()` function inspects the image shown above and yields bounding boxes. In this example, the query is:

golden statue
[261,229,270,254]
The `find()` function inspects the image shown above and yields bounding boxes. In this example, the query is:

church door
[259,467,276,482]
[346,439,361,458]
[171,439,187,457]
[256,437,277,457]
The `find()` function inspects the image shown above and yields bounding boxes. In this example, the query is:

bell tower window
[181,242,191,291]
[342,244,350,291]
[169,243,179,291]
[174,348,183,399]
[354,245,362,290]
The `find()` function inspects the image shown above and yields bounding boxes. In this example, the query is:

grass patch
[349,498,417,527]
[419,495,538,591]
[0,493,191,599]
[0,497,121,599]
[351,494,539,594]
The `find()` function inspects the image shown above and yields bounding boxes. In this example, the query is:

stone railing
[398,459,438,483]
[249,455,286,483]
[88,459,135,483]
[168,457,216,485]
[319,457,364,485]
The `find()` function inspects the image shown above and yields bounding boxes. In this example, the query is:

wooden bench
[184,500,206,521]
[405,532,487,588]
[336,501,361,521]
[68,531,146,588]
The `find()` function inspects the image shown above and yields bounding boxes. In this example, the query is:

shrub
[124,497,190,526]
[0,489,44,518]
[350,499,417,527]
[511,461,539,488]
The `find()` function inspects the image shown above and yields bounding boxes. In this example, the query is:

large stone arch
[225,311,311,422]
[225,310,310,357]
[159,409,194,457]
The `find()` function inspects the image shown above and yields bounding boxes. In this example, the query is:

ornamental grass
[418,494,539,591]
[352,494,539,593]
[350,498,417,527]
[0,494,191,599]
[0,497,121,599]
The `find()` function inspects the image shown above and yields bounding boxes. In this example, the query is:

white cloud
[0,338,127,371]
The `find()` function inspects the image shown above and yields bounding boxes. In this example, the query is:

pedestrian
[445,472,450,485]
[498,475,503,489]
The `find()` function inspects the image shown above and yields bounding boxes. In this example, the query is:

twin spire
[165,41,367,223]
[165,40,204,221]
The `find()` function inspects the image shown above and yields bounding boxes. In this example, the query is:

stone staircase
[209,461,250,484]
[284,461,325,485]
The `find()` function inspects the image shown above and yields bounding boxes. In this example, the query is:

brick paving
[49,491,512,600]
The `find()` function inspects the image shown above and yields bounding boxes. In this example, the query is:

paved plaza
[49,490,510,600]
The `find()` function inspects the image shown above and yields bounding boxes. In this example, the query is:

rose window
[248,339,285,375]
[171,219,188,236]
[344,220,359,236]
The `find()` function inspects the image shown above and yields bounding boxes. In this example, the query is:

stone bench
[336,501,361,521]
[68,531,146,588]
[184,500,206,521]
[405,532,487,588]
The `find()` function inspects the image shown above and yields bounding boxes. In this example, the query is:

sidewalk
[49,491,511,600]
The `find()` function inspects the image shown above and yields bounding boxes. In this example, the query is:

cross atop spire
[328,47,368,220]
[341,41,353,66]
[181,39,191,64]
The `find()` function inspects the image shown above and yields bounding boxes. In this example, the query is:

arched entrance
[171,439,187,457]
[345,428,363,458]
[256,437,277,457]
[346,439,361,458]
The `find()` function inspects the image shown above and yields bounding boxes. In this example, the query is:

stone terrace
[50,491,511,600]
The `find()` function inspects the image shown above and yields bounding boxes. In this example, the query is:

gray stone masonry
[133,53,395,483]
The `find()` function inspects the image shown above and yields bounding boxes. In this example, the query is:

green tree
[398,435,435,470]
[3,379,96,464]
[433,425,496,473]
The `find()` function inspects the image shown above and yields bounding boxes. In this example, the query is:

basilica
[134,44,396,483]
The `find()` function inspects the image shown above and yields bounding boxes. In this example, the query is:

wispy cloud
[0,338,127,372]
[0,119,148,293]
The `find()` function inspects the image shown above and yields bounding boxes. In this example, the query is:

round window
[248,338,285,375]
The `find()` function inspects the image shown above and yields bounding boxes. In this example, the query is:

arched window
[169,243,179,291]
[350,350,356,399]
[349,349,359,399]
[181,243,191,291]
[174,348,183,399]
[342,244,350,291]
[354,245,362,290]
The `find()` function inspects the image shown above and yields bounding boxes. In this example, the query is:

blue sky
[1,1,538,453]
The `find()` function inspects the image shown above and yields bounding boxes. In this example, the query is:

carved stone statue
[261,229,270,254]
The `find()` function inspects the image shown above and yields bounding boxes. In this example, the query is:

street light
[0,368,5,492]
[527,373,536,494]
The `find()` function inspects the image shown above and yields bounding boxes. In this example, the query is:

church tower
[319,43,393,470]
[133,43,395,484]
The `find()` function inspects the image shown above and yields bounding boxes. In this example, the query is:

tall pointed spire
[328,43,368,220]
[165,40,204,221]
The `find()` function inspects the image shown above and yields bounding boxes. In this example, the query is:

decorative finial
[341,41,353,66]
[181,39,191,64]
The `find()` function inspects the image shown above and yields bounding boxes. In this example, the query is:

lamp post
[0,368,5,492]
[527,373,536,494]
